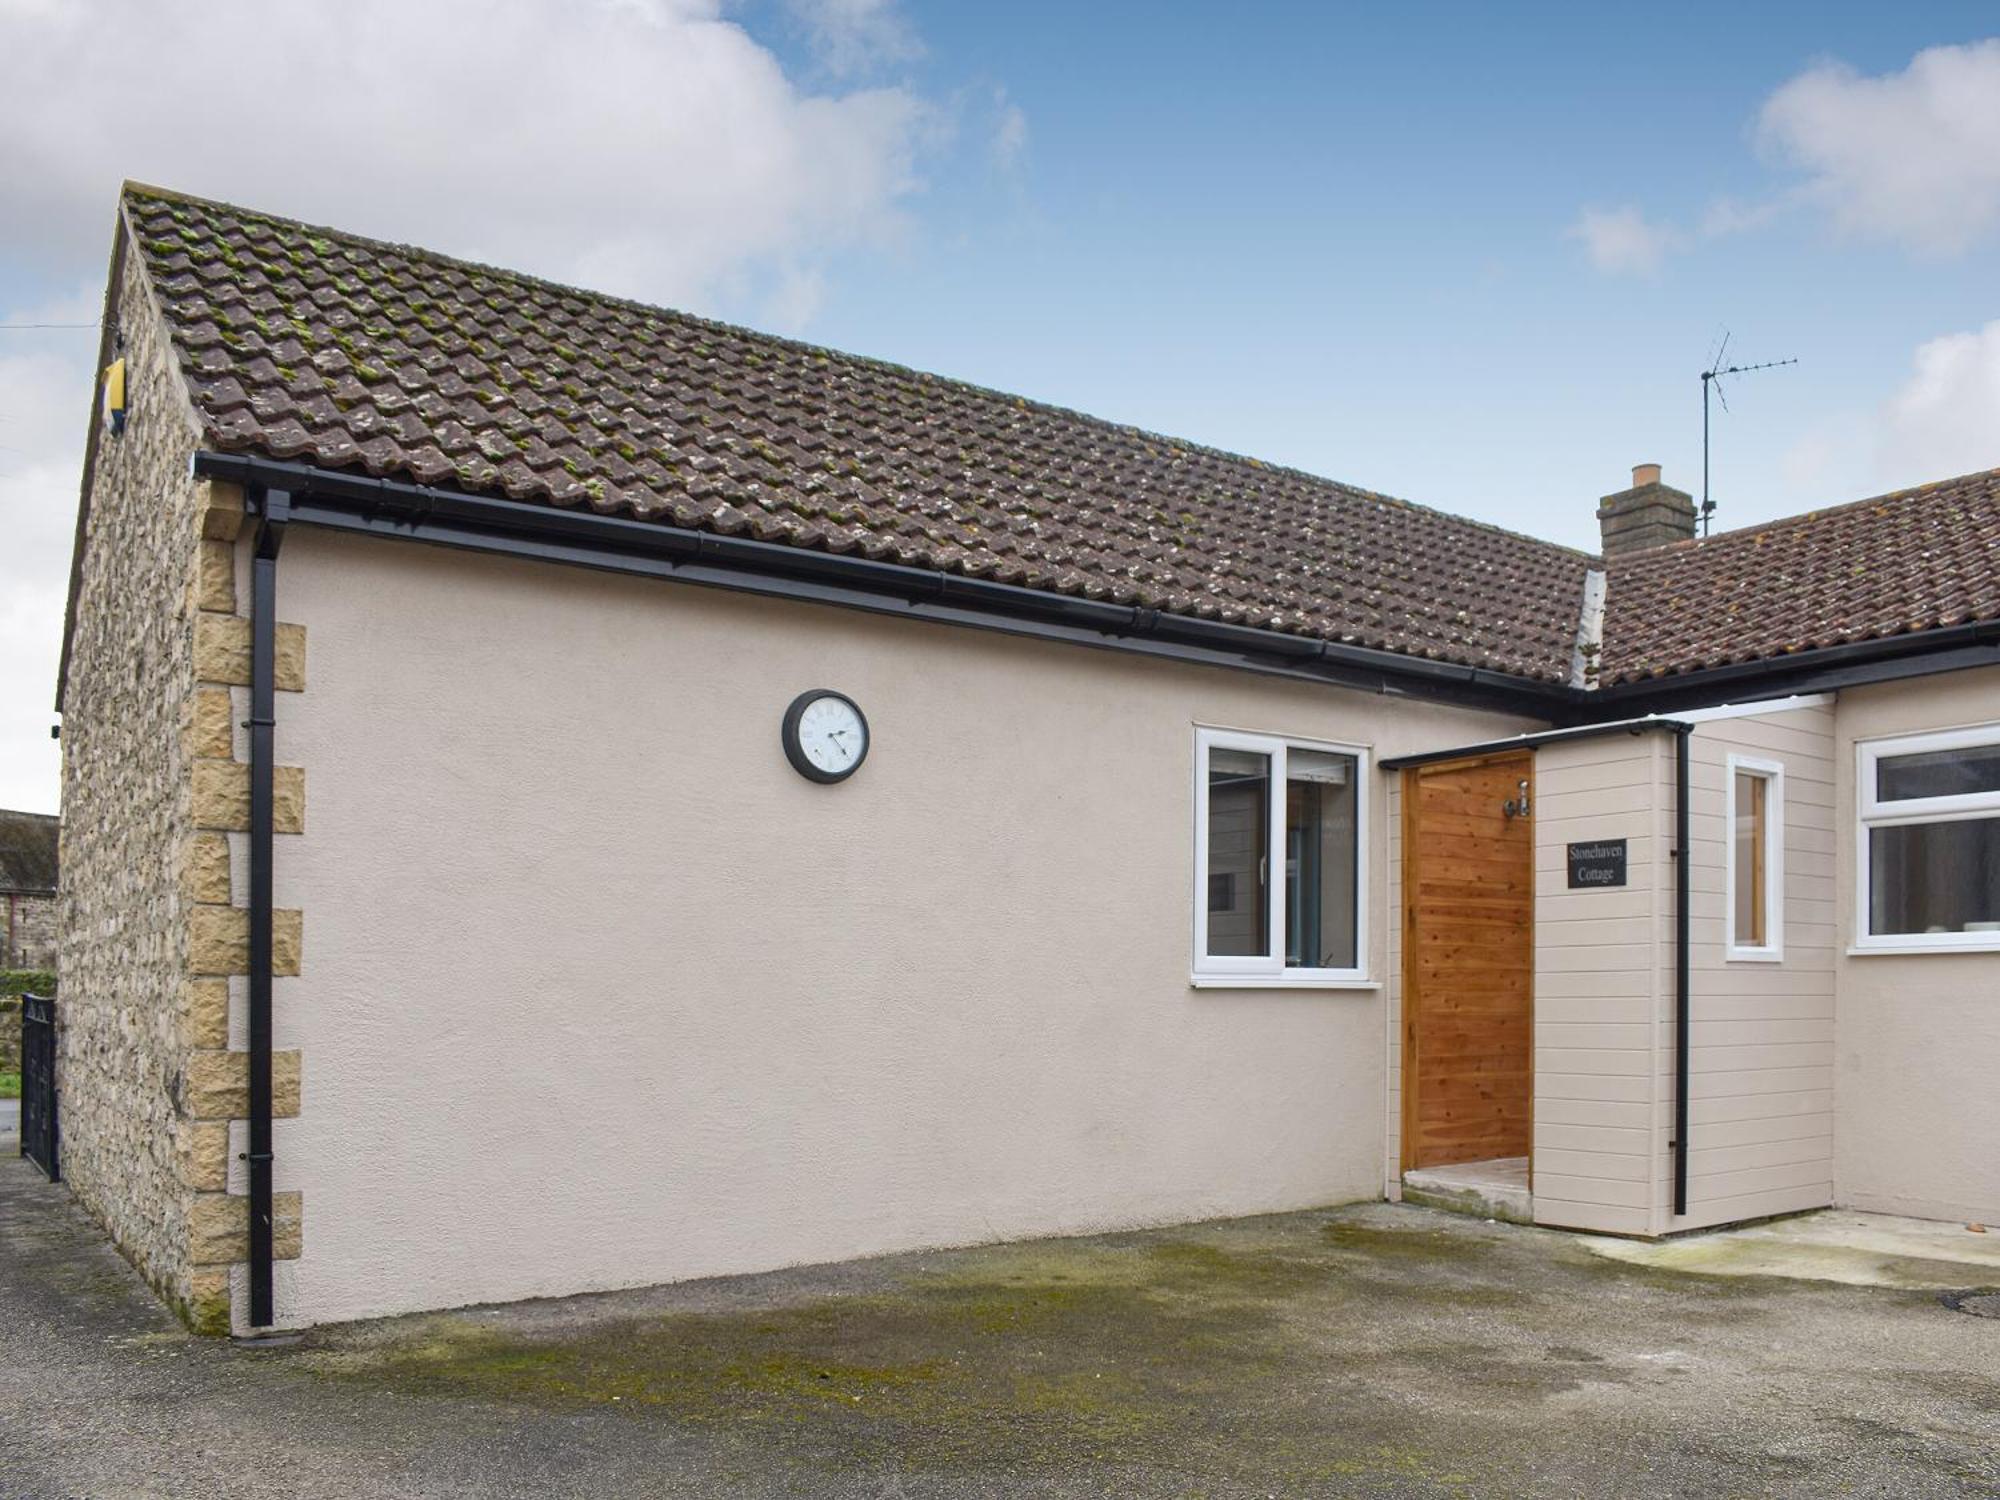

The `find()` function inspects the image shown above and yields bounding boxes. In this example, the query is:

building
[54,184,2000,1336]
[0,809,59,970]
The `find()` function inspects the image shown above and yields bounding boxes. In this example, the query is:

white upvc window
[1192,727,1369,987]
[1855,723,2000,954]
[1725,754,1784,962]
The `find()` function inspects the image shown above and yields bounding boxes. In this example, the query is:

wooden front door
[1401,752,1534,1171]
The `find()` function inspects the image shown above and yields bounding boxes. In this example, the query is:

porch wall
[1671,708,1838,1232]
[1530,733,1664,1234]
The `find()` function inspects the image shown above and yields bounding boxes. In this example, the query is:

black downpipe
[246,488,289,1329]
[1672,723,1692,1218]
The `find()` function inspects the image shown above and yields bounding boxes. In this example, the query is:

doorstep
[1579,1209,2000,1290]
[1400,1156,1533,1225]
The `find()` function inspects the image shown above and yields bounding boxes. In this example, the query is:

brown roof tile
[1599,469,2000,684]
[120,185,2000,693]
[124,186,1594,683]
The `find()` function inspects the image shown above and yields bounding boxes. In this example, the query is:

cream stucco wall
[1832,667,2000,1226]
[261,529,1536,1328]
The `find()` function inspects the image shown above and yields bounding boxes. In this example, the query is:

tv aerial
[1700,333,1796,536]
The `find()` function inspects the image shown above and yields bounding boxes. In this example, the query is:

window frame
[1854,722,2000,955]
[1724,753,1785,963]
[1191,726,1371,989]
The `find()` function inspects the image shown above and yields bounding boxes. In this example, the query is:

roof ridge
[122,183,1592,566]
[1611,462,2000,566]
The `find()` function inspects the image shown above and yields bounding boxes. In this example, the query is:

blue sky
[771,2,2000,545]
[1,1,1997,810]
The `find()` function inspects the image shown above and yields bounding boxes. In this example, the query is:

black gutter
[1383,718,1696,1223]
[1380,718,1674,772]
[1593,621,2000,717]
[244,485,289,1331]
[189,455,2000,728]
[187,453,1566,718]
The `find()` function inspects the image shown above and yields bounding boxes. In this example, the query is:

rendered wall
[1833,667,2000,1226]
[263,528,1535,1328]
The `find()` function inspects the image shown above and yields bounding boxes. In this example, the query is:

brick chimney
[1598,464,1695,555]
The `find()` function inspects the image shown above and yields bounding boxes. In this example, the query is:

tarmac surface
[3,1143,1996,1498]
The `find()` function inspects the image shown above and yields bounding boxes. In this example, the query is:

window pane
[1207,749,1270,956]
[1869,816,2000,935]
[1877,741,2000,802]
[1734,771,1767,947]
[1285,749,1358,969]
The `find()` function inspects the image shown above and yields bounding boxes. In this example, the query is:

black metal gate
[19,992,57,1180]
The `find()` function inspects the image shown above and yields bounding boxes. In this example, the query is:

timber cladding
[1400,752,1535,1172]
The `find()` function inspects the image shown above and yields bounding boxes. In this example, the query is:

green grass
[0,1072,19,1100]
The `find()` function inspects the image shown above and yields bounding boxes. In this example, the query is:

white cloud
[0,0,950,812]
[0,287,99,812]
[0,0,932,307]
[1573,39,2000,271]
[1779,319,2000,505]
[1758,39,2000,256]
[786,0,922,78]
[1877,319,2000,480]
[1568,206,1683,276]
[993,89,1029,172]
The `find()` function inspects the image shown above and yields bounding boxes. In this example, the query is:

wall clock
[781,690,870,783]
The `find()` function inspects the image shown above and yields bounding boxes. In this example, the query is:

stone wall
[57,235,206,1322]
[5,891,58,969]
[57,224,308,1334]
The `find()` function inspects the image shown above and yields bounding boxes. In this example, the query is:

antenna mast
[1701,334,1797,536]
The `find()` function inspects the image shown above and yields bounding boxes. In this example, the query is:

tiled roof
[123,186,1594,684]
[0,809,58,894]
[1599,468,2000,685]
[118,185,2000,694]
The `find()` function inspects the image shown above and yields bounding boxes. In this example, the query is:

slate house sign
[1567,839,1628,889]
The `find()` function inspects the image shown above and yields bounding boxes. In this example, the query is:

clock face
[782,690,869,783]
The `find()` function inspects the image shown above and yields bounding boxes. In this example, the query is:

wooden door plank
[1401,752,1535,1171]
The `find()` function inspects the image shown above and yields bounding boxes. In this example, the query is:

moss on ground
[309,1214,1539,1488]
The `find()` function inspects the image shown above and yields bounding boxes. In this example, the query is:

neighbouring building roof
[0,809,58,895]
[114,185,2000,693]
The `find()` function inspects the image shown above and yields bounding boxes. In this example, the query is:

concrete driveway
[2,1148,1996,1498]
